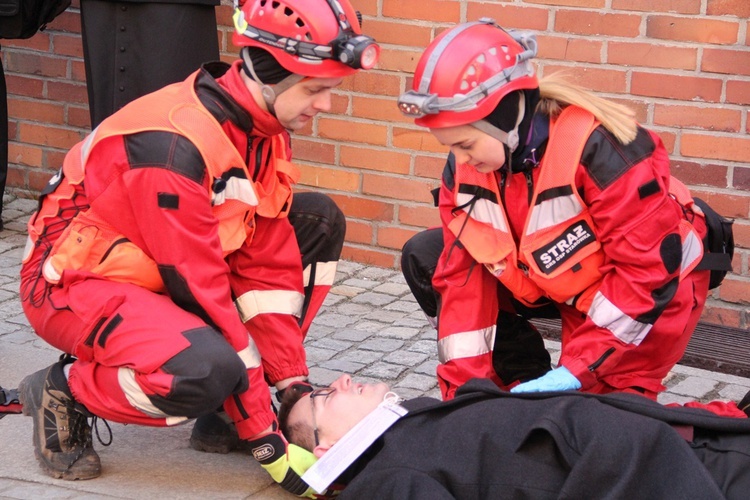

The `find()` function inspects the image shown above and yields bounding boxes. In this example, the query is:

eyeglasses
[310,387,336,447]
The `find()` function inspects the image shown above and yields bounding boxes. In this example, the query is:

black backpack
[0,0,70,40]
[693,197,734,289]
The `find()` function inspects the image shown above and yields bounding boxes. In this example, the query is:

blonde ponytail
[537,72,638,144]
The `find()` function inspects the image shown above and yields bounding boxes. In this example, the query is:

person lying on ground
[278,374,750,500]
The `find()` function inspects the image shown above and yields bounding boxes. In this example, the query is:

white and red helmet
[399,19,538,150]
[232,0,380,78]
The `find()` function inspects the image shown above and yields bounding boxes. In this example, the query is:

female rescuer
[398,19,711,402]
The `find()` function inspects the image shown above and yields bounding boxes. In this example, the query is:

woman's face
[430,124,507,173]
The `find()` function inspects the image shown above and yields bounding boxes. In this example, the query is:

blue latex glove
[510,366,582,393]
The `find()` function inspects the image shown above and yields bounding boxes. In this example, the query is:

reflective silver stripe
[117,367,188,425]
[303,260,338,287]
[235,289,304,323]
[237,339,262,369]
[526,194,582,235]
[681,230,703,275]
[79,127,98,167]
[211,176,259,207]
[457,192,508,232]
[438,325,496,364]
[22,235,34,263]
[589,291,652,346]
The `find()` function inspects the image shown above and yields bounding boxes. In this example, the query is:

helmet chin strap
[240,47,305,116]
[471,92,526,153]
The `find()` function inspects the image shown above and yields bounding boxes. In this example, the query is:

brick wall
[2,0,748,327]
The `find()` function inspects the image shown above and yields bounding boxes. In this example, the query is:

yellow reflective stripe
[211,176,259,207]
[457,192,508,232]
[117,367,188,425]
[235,289,304,323]
[303,260,338,287]
[237,339,262,369]
[437,325,496,364]
[526,194,582,235]
[681,230,703,275]
[589,291,652,346]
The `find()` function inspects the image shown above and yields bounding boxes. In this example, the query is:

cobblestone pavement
[1,195,749,498]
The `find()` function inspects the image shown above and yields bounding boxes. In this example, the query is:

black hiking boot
[18,357,101,480]
[739,389,750,417]
[189,410,241,454]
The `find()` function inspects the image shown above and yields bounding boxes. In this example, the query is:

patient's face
[290,374,390,454]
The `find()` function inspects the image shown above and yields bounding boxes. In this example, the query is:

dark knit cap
[241,47,294,84]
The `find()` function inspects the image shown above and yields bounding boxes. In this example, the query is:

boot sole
[18,371,102,481]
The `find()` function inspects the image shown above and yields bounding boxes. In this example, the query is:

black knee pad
[290,192,346,266]
[151,327,248,418]
[401,228,443,317]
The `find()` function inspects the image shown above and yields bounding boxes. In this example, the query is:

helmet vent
[284,6,294,16]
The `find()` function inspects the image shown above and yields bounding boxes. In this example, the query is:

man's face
[431,124,507,173]
[274,76,344,131]
[289,374,390,457]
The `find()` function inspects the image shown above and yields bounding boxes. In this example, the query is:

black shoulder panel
[124,131,206,185]
[580,125,655,190]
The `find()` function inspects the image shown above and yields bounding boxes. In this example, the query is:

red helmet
[398,19,538,129]
[232,0,379,78]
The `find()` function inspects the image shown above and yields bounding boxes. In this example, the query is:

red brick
[377,226,419,251]
[611,0,700,14]
[297,164,360,193]
[45,150,67,170]
[340,71,401,97]
[526,0,604,6]
[329,194,394,222]
[67,106,91,129]
[376,47,424,73]
[5,75,44,98]
[328,93,350,116]
[392,127,447,155]
[707,0,750,18]
[48,10,82,35]
[735,166,750,191]
[414,155,445,180]
[53,34,85,58]
[398,205,441,229]
[350,0,378,17]
[382,0,460,23]
[700,305,742,328]
[671,160,729,189]
[541,65,627,94]
[681,134,750,163]
[352,96,409,124]
[8,99,65,125]
[658,130,677,154]
[608,42,697,71]
[690,189,750,219]
[726,80,750,106]
[215,4,233,27]
[6,165,27,190]
[292,139,336,165]
[536,35,603,64]
[646,16,739,45]
[18,123,81,149]
[345,220,374,245]
[363,20,433,47]
[363,172,438,203]
[733,222,750,248]
[47,80,88,104]
[71,60,87,82]
[654,104,742,132]
[6,53,67,78]
[340,146,411,175]
[8,143,43,167]
[341,245,398,268]
[631,72,722,102]
[3,34,50,52]
[718,278,750,305]
[555,10,641,37]
[702,48,750,76]
[318,117,388,146]
[608,97,649,124]
[466,3,549,31]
